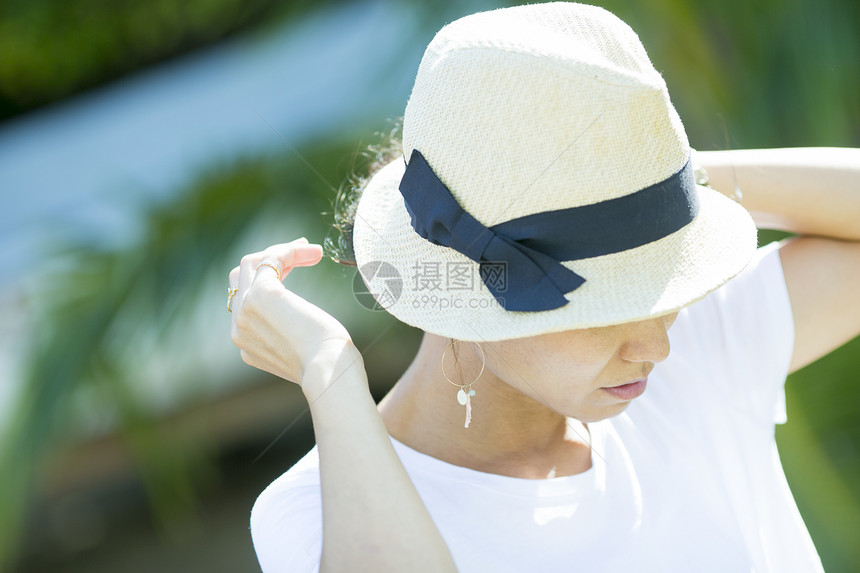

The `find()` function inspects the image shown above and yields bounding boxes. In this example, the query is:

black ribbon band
[399,149,699,312]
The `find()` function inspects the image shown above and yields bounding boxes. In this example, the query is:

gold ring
[227,287,238,313]
[255,260,282,281]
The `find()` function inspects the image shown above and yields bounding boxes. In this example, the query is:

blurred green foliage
[593,0,860,148]
[0,0,344,121]
[1,0,858,571]
[0,142,364,567]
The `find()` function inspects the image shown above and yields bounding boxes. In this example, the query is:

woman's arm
[231,240,457,572]
[697,148,860,373]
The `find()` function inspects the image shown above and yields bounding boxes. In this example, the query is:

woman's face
[480,312,679,423]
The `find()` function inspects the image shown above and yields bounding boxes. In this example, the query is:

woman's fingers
[252,242,323,287]
[262,239,321,277]
[229,247,352,385]
[229,238,320,313]
[228,267,239,287]
[243,243,324,310]
[241,242,324,327]
[236,250,264,308]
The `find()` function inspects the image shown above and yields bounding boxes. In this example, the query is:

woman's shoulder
[252,446,322,514]
[250,447,323,572]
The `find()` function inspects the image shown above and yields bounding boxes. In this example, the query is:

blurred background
[0,0,858,571]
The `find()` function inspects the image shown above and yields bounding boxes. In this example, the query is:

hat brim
[354,158,757,341]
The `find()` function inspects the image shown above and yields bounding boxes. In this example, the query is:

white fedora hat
[352,2,756,342]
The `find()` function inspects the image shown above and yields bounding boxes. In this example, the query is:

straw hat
[353,2,756,342]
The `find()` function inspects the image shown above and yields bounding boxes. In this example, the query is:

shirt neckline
[388,420,607,500]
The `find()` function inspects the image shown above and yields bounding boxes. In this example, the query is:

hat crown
[423,3,660,88]
[402,2,689,227]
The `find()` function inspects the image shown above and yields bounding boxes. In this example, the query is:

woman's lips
[602,378,647,401]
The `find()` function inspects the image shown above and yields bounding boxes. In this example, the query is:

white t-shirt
[250,244,824,572]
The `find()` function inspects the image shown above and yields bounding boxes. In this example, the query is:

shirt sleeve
[250,449,323,573]
[681,241,795,426]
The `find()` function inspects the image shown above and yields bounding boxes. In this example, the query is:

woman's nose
[618,317,671,363]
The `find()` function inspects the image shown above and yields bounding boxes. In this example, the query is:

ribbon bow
[398,150,698,312]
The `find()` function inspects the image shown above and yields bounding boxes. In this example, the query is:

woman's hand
[228,238,362,395]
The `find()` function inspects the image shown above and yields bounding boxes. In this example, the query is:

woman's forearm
[697,148,860,239]
[303,341,457,573]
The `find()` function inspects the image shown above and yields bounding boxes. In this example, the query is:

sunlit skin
[378,312,679,480]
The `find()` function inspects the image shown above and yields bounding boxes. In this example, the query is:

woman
[228,3,859,572]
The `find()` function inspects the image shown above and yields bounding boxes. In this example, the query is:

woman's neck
[378,333,592,479]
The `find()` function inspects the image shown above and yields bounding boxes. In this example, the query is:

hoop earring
[441,340,485,429]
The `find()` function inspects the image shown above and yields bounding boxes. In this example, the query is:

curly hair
[323,121,403,267]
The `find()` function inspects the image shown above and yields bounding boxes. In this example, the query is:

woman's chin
[573,401,632,424]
